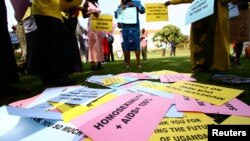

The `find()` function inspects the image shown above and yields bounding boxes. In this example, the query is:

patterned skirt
[230,9,250,43]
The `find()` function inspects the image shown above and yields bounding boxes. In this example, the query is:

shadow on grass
[1,55,250,106]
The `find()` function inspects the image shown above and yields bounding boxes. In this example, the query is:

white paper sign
[117,7,137,24]
[228,2,240,19]
[0,106,84,141]
[27,86,82,108]
[7,106,62,120]
[185,0,214,25]
[165,104,184,118]
[127,85,174,99]
[48,87,113,105]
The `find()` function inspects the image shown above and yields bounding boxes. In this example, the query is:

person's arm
[130,0,145,14]
[11,0,31,22]
[114,6,122,19]
[81,1,89,18]
[164,0,193,6]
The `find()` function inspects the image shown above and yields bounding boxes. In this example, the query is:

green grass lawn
[1,49,250,111]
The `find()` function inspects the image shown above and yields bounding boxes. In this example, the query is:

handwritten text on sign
[91,14,113,32]
[162,81,243,105]
[117,7,137,24]
[145,3,168,22]
[185,0,214,25]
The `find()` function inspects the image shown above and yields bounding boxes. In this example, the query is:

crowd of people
[1,0,249,93]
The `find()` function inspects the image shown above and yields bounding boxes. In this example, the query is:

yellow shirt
[22,7,31,21]
[32,0,62,20]
[32,0,83,21]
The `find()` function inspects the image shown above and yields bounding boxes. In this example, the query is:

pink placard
[9,94,41,108]
[79,94,173,141]
[118,72,153,80]
[160,73,196,83]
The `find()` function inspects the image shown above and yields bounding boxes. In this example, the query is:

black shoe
[97,62,104,69]
[97,65,104,69]
[192,65,210,73]
[41,76,59,86]
[91,66,97,71]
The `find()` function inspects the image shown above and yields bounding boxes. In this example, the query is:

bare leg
[135,51,141,68]
[90,61,96,71]
[124,51,130,68]
[234,42,243,65]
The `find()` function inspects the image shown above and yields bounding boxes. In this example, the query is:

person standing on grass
[30,0,83,86]
[82,29,89,62]
[0,0,20,87]
[140,28,148,60]
[169,40,176,56]
[229,0,250,66]
[119,30,125,62]
[115,0,145,69]
[76,21,85,62]
[82,0,104,71]
[165,0,231,72]
[0,0,31,98]
[160,40,167,57]
[107,33,115,62]
[102,34,110,62]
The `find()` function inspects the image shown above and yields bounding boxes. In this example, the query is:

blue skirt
[122,28,140,51]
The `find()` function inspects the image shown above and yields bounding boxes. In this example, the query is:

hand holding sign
[164,1,171,6]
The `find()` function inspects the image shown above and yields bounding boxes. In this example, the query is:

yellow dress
[170,0,231,72]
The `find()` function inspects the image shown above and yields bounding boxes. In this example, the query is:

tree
[152,24,186,47]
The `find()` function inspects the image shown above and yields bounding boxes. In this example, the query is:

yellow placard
[103,76,125,86]
[91,14,113,32]
[145,3,168,22]
[137,81,167,90]
[149,113,217,141]
[162,81,244,105]
[82,137,92,141]
[145,70,178,78]
[221,116,250,125]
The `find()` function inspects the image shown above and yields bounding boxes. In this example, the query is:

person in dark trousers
[169,40,176,56]
[230,0,250,66]
[107,33,115,62]
[0,0,29,101]
[31,0,83,86]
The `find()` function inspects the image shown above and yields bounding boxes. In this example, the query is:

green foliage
[152,24,186,46]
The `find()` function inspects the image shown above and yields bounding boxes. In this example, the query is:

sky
[5,0,191,35]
